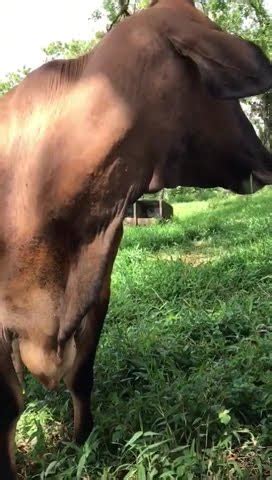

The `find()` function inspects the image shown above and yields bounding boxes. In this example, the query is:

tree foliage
[0,67,30,96]
[43,35,104,61]
[43,40,92,60]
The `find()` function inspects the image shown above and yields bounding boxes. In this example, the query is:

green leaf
[219,409,231,425]
[137,463,146,480]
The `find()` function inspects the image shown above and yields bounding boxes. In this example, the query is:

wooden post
[159,189,164,218]
[133,202,138,226]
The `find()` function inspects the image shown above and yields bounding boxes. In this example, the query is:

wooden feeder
[124,198,173,226]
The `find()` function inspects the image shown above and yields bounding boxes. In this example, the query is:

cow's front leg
[0,338,24,480]
[64,296,109,444]
[64,224,123,444]
[11,338,24,387]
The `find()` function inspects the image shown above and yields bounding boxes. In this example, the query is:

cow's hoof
[74,419,93,445]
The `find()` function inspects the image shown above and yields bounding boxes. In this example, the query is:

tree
[43,40,93,60]
[91,0,149,29]
[0,67,31,96]
[42,34,105,62]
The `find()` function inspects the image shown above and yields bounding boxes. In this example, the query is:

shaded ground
[17,188,272,479]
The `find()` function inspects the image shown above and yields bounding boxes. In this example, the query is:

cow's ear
[168,22,272,99]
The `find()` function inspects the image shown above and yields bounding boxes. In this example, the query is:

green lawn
[17,188,272,479]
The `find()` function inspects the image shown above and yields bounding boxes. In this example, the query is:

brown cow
[0,0,271,477]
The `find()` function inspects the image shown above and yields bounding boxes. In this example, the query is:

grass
[17,188,272,479]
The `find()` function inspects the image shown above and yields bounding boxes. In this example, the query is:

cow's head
[148,0,272,195]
